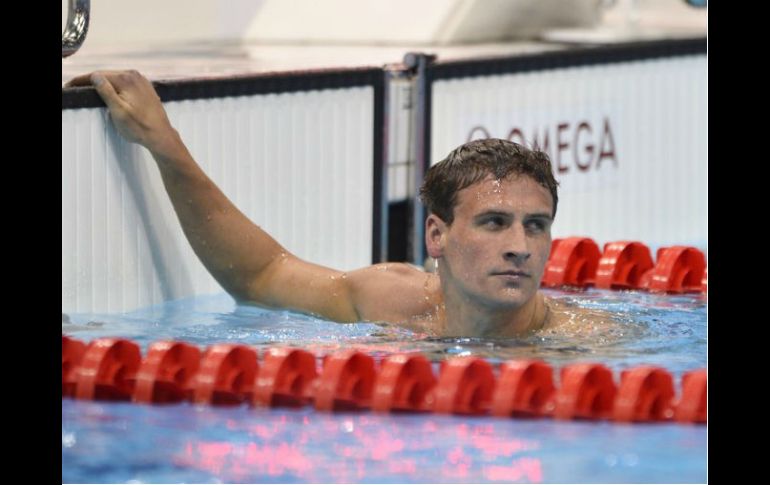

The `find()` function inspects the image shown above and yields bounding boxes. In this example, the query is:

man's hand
[65,70,178,156]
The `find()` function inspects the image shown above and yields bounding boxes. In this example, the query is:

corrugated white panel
[431,55,707,253]
[62,87,374,314]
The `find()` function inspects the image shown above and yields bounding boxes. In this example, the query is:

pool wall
[62,38,706,314]
[62,70,384,314]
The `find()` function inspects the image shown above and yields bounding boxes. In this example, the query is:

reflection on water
[62,287,706,376]
[62,396,706,483]
[62,288,706,483]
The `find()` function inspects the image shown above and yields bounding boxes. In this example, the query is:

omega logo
[467,117,618,174]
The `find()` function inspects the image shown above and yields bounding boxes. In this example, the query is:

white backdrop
[431,55,707,252]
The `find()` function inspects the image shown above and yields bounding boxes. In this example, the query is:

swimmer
[65,70,615,338]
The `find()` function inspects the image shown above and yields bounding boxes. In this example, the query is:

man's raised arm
[65,70,363,322]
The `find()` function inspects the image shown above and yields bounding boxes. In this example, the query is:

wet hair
[419,138,559,225]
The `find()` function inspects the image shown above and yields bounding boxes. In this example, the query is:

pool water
[62,288,707,483]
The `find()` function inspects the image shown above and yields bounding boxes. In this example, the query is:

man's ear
[425,214,447,259]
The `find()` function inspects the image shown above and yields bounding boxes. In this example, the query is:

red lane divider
[430,357,495,415]
[372,354,436,413]
[554,364,617,420]
[613,366,675,422]
[595,241,655,290]
[643,247,706,293]
[540,237,706,294]
[542,237,601,288]
[315,351,376,411]
[491,360,555,418]
[62,336,87,397]
[134,341,201,404]
[675,369,707,424]
[253,347,318,408]
[192,344,259,406]
[74,338,142,401]
[61,336,706,425]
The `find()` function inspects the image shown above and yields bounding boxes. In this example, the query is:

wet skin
[422,174,554,337]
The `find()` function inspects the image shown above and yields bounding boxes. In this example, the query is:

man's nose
[503,224,530,261]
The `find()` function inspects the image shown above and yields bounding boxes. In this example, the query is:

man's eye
[483,217,505,228]
[525,220,546,232]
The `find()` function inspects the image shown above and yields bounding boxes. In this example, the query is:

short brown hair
[419,138,559,224]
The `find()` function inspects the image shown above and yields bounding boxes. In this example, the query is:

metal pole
[403,52,435,267]
[62,0,90,58]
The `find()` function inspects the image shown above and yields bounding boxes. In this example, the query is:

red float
[429,357,495,415]
[133,341,201,404]
[542,237,601,288]
[491,360,555,418]
[554,363,616,420]
[595,241,655,290]
[644,246,706,293]
[253,347,318,408]
[191,344,258,405]
[74,338,142,401]
[371,354,436,413]
[314,351,376,411]
[674,369,707,424]
[613,366,675,422]
[62,336,87,397]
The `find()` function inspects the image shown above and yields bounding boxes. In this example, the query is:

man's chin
[477,291,533,310]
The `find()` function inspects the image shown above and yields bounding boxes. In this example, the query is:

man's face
[427,174,554,310]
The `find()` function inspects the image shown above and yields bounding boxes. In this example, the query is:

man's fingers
[65,70,118,88]
[91,74,127,113]
[69,72,129,114]
[64,73,94,87]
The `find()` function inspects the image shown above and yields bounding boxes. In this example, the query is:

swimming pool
[62,288,706,483]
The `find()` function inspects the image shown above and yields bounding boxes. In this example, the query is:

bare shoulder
[542,295,623,335]
[346,262,440,324]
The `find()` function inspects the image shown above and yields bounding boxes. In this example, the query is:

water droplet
[62,431,76,448]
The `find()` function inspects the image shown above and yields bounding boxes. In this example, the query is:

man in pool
[66,70,587,338]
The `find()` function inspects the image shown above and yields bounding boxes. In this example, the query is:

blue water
[62,288,707,483]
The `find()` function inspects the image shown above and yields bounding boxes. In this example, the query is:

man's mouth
[491,270,531,278]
